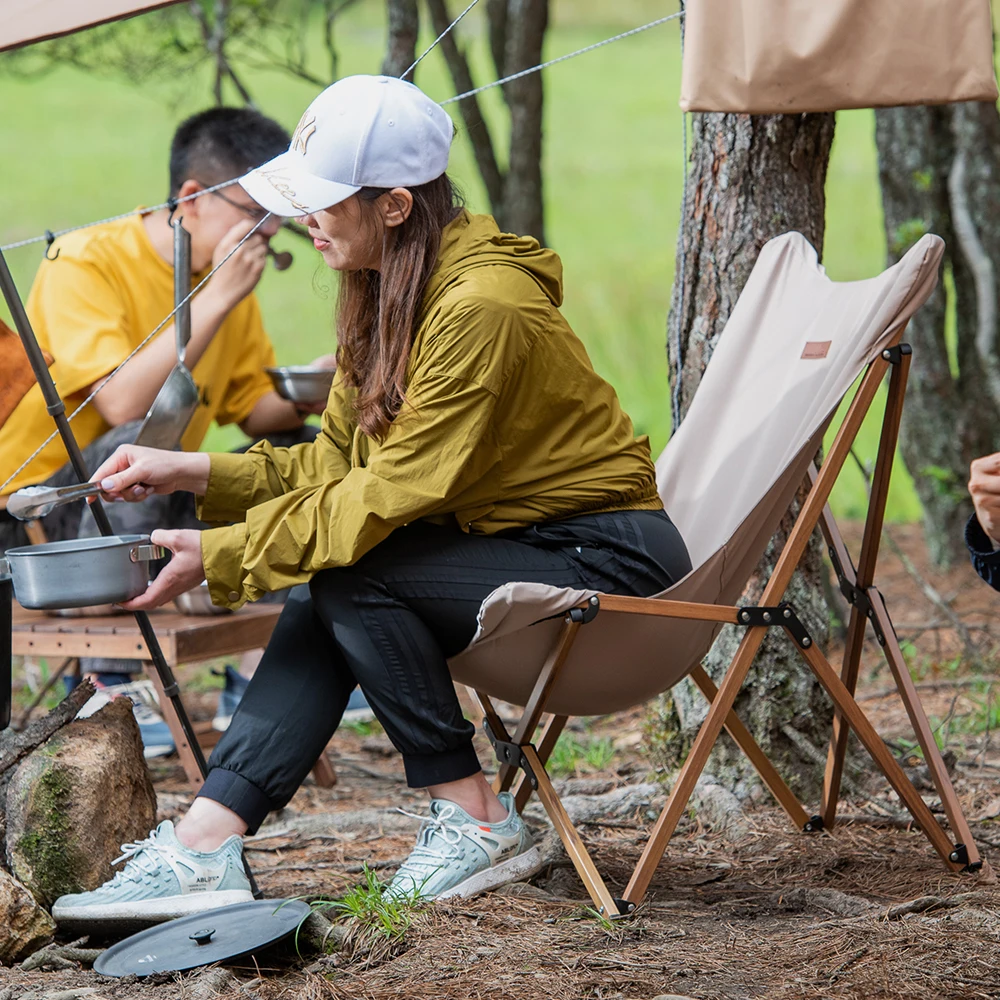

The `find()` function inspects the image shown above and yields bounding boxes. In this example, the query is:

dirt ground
[5,521,1000,1000]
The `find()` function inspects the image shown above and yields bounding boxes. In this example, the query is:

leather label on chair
[801,341,831,359]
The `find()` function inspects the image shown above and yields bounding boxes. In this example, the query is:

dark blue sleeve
[966,513,1000,591]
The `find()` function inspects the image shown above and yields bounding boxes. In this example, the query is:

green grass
[549,730,617,776]
[0,1,919,520]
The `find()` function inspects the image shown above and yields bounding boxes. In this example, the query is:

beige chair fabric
[449,232,945,716]
[679,0,998,114]
[1,0,183,53]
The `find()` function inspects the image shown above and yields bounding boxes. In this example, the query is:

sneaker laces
[108,830,170,885]
[395,805,465,872]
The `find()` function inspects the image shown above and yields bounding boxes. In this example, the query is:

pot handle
[130,544,167,563]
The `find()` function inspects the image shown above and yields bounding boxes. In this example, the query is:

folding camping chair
[447,231,981,918]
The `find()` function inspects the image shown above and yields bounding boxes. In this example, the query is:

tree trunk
[429,0,548,243]
[875,104,1000,567]
[651,112,836,800]
[425,0,505,214]
[498,0,547,243]
[381,0,419,78]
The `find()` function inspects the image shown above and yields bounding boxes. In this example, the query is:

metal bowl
[266,366,336,405]
[174,581,230,616]
[1,535,165,611]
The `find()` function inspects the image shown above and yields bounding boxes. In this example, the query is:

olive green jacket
[199,211,661,608]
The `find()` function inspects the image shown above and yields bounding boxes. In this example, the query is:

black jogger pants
[198,508,692,832]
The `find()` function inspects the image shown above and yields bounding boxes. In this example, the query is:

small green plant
[340,717,382,737]
[311,864,424,965]
[548,732,618,777]
[583,736,615,771]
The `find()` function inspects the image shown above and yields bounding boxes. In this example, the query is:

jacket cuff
[965,513,1000,558]
[196,453,258,524]
[202,522,251,609]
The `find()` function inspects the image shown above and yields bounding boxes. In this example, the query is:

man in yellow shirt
[0,108,332,753]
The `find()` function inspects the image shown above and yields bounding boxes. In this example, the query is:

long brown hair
[335,174,463,441]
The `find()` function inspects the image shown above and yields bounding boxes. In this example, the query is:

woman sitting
[53,74,691,924]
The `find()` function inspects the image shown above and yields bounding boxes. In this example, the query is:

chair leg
[496,619,580,791]
[624,624,771,905]
[868,590,979,867]
[513,712,567,813]
[144,661,204,791]
[821,602,868,826]
[310,751,338,789]
[688,664,810,830]
[795,635,961,869]
[523,743,624,917]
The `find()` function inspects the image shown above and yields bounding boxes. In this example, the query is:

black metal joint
[482,719,537,789]
[161,682,180,699]
[803,814,825,833]
[880,344,911,365]
[949,843,970,866]
[44,401,66,417]
[567,595,600,625]
[609,897,636,918]
[736,602,813,649]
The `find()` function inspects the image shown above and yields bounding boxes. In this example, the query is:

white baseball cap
[240,75,455,217]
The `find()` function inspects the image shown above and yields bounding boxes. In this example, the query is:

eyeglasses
[202,185,274,225]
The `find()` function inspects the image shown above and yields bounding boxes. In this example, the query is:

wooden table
[12,602,336,790]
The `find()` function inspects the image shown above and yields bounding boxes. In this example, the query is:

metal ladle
[133,218,200,449]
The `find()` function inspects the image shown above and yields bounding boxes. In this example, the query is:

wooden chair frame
[473,335,981,918]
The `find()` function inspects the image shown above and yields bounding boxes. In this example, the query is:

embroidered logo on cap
[291,113,317,155]
[260,168,308,213]
[801,341,831,360]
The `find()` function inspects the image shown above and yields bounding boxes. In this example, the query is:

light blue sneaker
[386,791,541,901]
[51,821,253,927]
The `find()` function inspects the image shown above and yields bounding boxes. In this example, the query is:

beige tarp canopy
[1,0,185,54]
[681,0,998,115]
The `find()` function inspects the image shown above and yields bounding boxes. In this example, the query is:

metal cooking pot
[0,535,165,611]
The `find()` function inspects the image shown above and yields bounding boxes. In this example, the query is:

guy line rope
[0,7,684,493]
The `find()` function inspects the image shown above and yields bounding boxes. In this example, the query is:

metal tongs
[6,481,103,521]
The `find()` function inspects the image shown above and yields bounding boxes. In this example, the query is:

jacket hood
[423,210,563,309]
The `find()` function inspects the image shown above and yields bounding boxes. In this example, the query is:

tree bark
[653,112,837,799]
[425,0,505,214]
[498,0,547,243]
[875,104,1000,567]
[427,0,547,242]
[381,0,419,78]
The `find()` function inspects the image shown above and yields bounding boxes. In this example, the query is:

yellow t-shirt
[0,212,277,493]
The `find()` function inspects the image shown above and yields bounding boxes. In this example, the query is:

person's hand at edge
[969,452,1000,548]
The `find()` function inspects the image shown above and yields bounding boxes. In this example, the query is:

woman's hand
[90,445,211,503]
[120,529,206,611]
